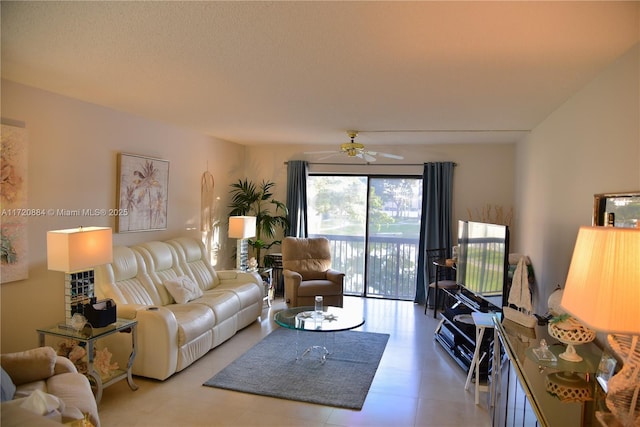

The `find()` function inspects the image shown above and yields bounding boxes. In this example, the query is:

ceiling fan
[306,131,404,162]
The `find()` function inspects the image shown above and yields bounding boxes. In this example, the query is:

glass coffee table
[274,306,365,363]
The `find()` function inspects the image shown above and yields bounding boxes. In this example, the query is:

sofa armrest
[283,269,303,305]
[116,303,147,320]
[130,306,179,381]
[53,356,77,375]
[283,269,302,281]
[326,269,345,287]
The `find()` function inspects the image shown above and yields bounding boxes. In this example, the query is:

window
[307,175,422,299]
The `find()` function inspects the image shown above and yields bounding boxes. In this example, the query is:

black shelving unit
[434,288,499,381]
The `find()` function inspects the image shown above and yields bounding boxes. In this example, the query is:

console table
[492,317,607,426]
[37,319,138,404]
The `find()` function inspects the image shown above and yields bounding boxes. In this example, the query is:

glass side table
[37,318,138,403]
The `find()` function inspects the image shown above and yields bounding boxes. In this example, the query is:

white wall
[516,44,640,314]
[4,44,634,354]
[0,80,246,352]
[244,142,518,254]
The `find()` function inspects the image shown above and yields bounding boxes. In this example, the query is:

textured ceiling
[2,1,639,147]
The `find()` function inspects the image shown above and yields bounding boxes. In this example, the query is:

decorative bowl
[548,316,596,362]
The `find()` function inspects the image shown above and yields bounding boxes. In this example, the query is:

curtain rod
[284,162,457,167]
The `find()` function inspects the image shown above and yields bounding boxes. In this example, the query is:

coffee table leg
[299,345,329,363]
[295,330,332,364]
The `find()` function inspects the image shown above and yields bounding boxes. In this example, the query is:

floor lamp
[47,226,113,327]
[229,216,256,271]
[561,226,640,427]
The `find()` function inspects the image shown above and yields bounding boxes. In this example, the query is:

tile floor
[98,297,491,426]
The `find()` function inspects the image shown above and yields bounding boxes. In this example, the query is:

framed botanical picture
[116,153,169,233]
[1,121,29,283]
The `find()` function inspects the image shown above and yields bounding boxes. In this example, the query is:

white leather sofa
[95,237,263,381]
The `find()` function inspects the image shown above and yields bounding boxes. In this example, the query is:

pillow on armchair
[1,347,56,386]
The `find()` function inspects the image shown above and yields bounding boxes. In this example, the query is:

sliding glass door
[307,175,422,300]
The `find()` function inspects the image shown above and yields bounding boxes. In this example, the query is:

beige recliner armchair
[1,346,100,427]
[282,237,345,307]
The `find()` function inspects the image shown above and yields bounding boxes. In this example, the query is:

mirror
[593,192,640,228]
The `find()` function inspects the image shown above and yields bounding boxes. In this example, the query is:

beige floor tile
[97,297,492,427]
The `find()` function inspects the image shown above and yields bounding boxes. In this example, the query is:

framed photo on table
[116,153,169,233]
[596,350,617,393]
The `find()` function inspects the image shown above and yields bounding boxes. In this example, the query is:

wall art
[1,121,29,283]
[116,153,169,233]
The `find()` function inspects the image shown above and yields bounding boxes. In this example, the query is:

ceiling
[2,1,638,147]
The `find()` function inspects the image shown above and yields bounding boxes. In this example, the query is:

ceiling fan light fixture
[340,141,364,156]
[305,130,404,162]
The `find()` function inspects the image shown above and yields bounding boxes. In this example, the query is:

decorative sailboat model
[503,255,537,328]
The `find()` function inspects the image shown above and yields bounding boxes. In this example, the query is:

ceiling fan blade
[304,150,339,155]
[379,152,404,160]
[317,154,341,161]
[367,151,404,160]
[363,152,377,162]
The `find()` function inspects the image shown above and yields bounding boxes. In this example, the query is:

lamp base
[236,238,249,271]
[605,334,640,427]
[64,270,95,325]
[596,411,627,427]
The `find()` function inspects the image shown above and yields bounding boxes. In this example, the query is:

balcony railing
[311,234,420,300]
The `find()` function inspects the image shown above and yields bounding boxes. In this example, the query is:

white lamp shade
[229,216,256,239]
[47,227,113,272]
[561,226,640,334]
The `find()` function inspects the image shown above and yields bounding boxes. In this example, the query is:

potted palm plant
[228,179,288,266]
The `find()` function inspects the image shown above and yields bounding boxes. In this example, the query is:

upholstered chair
[282,237,345,307]
[1,347,100,427]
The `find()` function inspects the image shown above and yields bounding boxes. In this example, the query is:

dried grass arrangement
[467,204,513,226]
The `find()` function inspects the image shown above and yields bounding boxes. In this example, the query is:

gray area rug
[203,327,389,410]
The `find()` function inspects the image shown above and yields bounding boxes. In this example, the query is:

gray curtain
[285,160,308,237]
[415,162,455,305]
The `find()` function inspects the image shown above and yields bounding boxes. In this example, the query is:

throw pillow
[0,347,56,386]
[1,366,16,401]
[164,275,203,304]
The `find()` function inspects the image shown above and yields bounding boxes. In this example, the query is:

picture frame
[116,153,169,233]
[1,121,29,283]
[593,191,640,228]
[596,350,617,393]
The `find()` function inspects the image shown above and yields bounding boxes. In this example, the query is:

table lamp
[47,226,113,327]
[561,226,640,427]
[229,216,256,271]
